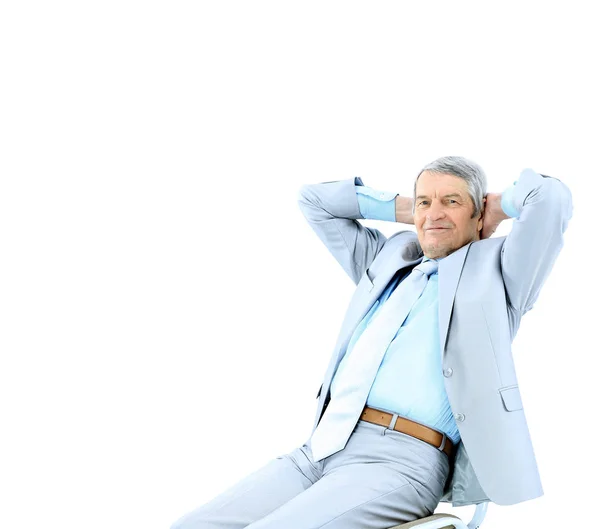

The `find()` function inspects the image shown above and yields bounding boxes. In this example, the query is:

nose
[426,200,446,222]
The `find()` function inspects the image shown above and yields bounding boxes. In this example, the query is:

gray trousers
[171,419,452,529]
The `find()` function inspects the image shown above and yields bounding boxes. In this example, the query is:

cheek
[458,218,477,235]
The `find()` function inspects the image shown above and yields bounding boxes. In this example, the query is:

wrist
[500,181,520,219]
[493,193,511,221]
[395,196,415,224]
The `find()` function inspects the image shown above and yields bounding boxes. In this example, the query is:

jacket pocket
[498,385,523,411]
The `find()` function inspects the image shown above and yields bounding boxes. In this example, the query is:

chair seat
[390,512,465,529]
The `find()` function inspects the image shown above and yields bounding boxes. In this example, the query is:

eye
[449,200,457,204]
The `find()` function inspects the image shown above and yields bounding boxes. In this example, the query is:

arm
[353,185,414,224]
[297,177,412,285]
[498,168,573,313]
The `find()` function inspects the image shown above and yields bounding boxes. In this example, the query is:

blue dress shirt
[337,182,519,445]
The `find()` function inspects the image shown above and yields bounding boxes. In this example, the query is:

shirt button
[443,368,453,377]
[454,413,465,422]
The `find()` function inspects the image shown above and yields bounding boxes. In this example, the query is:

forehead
[415,171,468,197]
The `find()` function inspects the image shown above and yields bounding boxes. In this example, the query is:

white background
[1,2,598,528]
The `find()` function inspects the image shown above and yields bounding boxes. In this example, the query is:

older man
[171,156,573,529]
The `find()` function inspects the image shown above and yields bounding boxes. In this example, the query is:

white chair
[392,501,489,529]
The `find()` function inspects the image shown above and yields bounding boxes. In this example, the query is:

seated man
[171,155,573,529]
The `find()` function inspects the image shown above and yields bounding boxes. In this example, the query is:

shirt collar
[422,255,445,263]
[422,255,444,273]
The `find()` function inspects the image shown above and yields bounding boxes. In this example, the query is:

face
[413,171,484,259]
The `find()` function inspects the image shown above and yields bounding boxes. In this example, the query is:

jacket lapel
[438,241,471,354]
[337,241,423,358]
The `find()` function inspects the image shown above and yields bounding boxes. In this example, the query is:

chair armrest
[390,512,465,529]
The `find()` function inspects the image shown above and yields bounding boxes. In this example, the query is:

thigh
[244,459,426,529]
[171,445,318,529]
[246,423,449,529]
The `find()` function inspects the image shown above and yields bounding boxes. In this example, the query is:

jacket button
[443,367,453,377]
[454,413,465,422]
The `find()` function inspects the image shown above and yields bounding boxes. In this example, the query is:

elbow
[297,184,309,204]
[530,175,573,232]
[297,184,319,214]
[544,177,574,230]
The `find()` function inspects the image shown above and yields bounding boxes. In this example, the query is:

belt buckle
[436,431,447,453]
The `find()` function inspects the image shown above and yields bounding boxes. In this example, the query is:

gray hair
[412,155,488,218]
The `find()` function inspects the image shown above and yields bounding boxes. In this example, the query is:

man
[171,156,573,529]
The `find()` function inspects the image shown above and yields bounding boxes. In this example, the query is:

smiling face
[414,171,484,259]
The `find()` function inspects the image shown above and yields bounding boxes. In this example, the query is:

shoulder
[467,236,507,260]
[384,229,420,252]
[373,229,421,265]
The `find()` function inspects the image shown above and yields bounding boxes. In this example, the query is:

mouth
[426,228,450,231]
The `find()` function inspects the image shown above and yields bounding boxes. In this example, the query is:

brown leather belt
[360,406,455,459]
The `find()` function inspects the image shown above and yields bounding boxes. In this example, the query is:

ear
[477,197,486,231]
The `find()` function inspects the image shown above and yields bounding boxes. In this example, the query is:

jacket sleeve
[297,176,388,285]
[501,168,574,313]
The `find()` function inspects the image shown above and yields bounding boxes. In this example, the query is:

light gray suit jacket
[297,169,573,506]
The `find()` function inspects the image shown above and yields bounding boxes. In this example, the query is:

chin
[423,246,453,259]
